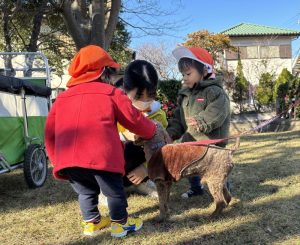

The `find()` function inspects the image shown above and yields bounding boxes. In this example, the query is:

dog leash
[181,98,300,146]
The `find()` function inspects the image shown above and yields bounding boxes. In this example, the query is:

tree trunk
[90,0,105,47]
[62,0,88,50]
[61,0,121,50]
[2,5,15,76]
[25,0,48,77]
[104,0,121,50]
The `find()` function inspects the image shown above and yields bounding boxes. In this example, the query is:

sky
[123,0,300,56]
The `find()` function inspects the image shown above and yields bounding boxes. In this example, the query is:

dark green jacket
[167,76,230,147]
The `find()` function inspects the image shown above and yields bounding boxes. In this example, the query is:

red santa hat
[172,46,214,73]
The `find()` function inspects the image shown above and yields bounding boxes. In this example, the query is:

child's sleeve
[194,87,230,134]
[44,101,57,165]
[166,106,185,141]
[114,90,156,140]
[148,109,168,128]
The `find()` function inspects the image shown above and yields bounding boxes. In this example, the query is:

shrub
[255,72,275,109]
[157,79,181,118]
[232,60,249,112]
[274,68,293,115]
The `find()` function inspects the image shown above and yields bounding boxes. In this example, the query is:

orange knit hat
[66,45,121,88]
[172,46,214,73]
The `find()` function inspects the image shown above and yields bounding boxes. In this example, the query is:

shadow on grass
[172,194,300,245]
[0,169,77,212]
[232,153,300,203]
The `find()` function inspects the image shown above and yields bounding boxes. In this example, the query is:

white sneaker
[98,192,108,207]
[135,180,158,198]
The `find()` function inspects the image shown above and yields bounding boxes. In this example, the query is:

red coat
[45,81,155,180]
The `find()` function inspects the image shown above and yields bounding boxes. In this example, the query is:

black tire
[23,144,48,188]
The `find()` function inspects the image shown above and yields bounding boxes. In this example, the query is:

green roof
[221,23,300,37]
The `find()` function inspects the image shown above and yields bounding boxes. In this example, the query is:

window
[227,47,247,59]
[226,46,260,60]
[247,46,259,58]
[239,47,247,59]
[226,50,238,60]
[279,45,291,58]
[260,46,280,58]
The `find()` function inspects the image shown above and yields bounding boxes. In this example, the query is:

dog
[137,122,240,221]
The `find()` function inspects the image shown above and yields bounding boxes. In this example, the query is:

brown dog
[139,123,240,221]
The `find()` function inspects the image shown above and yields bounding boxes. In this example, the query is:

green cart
[0,52,52,188]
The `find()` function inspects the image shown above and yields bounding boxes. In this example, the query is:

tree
[136,42,180,80]
[273,68,293,115]
[183,29,236,63]
[255,72,275,110]
[1,1,185,77]
[49,0,185,50]
[0,1,132,76]
[49,0,121,50]
[0,1,76,76]
[108,20,132,67]
[232,59,249,113]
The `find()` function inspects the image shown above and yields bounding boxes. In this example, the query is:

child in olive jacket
[167,46,230,198]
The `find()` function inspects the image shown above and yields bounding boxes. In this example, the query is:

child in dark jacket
[167,46,231,199]
[45,45,156,238]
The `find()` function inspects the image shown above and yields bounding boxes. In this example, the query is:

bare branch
[136,42,180,80]
[104,0,121,49]
[61,0,87,49]
[121,0,189,38]
[10,19,27,48]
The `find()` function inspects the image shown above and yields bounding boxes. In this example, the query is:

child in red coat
[45,45,156,238]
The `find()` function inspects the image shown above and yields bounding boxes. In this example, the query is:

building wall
[223,35,294,84]
[226,58,292,85]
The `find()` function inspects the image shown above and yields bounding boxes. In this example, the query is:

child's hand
[186,117,198,126]
[186,117,202,132]
[127,164,148,185]
[122,130,135,141]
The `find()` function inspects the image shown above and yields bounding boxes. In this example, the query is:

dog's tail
[230,136,240,154]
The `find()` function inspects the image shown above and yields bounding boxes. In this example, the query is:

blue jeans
[63,167,128,222]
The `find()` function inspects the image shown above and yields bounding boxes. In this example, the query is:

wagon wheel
[23,144,48,188]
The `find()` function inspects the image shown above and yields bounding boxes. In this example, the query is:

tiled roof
[221,23,300,37]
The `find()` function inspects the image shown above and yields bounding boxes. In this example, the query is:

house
[220,23,300,85]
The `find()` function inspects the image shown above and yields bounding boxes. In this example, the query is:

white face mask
[132,100,153,111]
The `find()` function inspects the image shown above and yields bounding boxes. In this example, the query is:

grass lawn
[0,130,300,245]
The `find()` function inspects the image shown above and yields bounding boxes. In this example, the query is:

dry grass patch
[0,130,300,245]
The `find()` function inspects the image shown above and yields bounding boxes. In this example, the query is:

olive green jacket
[167,77,230,146]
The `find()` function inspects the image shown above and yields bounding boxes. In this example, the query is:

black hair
[123,60,158,99]
[100,67,117,84]
[114,77,124,88]
[178,58,212,80]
